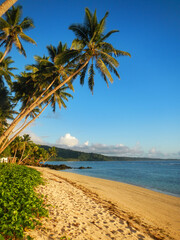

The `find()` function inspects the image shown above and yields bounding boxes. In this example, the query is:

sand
[27,167,180,240]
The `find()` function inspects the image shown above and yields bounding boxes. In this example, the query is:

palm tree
[0,0,18,17]
[0,9,130,154]
[68,8,131,93]
[0,51,73,154]
[0,5,36,63]
[0,82,15,135]
[0,54,15,134]
[18,134,31,164]
[0,52,16,88]
[42,146,57,164]
[10,135,22,163]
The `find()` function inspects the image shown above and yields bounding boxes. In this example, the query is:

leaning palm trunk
[12,148,17,163]
[0,0,18,17]
[0,101,51,153]
[0,46,9,63]
[0,59,89,154]
[18,144,25,164]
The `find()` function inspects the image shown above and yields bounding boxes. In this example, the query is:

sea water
[46,160,180,197]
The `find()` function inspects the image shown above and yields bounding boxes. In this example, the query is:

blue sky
[4,0,180,158]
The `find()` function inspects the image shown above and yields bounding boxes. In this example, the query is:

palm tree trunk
[0,46,9,63]
[12,148,17,163]
[20,154,29,164]
[18,144,25,164]
[0,0,18,17]
[0,101,50,154]
[0,59,90,151]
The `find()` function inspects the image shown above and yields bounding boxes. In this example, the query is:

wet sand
[28,167,180,240]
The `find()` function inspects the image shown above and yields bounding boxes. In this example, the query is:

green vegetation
[0,134,57,165]
[0,163,48,240]
[0,5,36,63]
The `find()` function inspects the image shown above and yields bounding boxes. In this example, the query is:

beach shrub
[0,163,48,239]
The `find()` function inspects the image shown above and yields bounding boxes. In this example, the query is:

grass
[0,163,48,240]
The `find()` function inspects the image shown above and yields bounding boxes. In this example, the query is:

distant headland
[40,145,179,162]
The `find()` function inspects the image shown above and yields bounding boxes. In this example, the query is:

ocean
[46,159,180,197]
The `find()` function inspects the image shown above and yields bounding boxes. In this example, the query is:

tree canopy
[0,6,130,157]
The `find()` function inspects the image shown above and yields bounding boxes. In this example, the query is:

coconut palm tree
[42,146,57,164]
[68,8,131,92]
[0,81,16,135]
[18,134,32,164]
[10,135,22,163]
[0,52,73,154]
[0,42,73,152]
[0,9,130,154]
[0,5,36,63]
[0,52,16,87]
[0,0,18,17]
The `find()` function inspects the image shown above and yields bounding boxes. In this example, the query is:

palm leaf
[84,8,93,31]
[98,50,119,67]
[80,62,89,85]
[19,32,36,45]
[88,63,95,92]
[96,58,113,83]
[0,17,10,29]
[103,59,120,79]
[71,38,85,50]
[47,44,56,61]
[20,17,35,30]
[98,30,119,43]
[69,24,89,42]
[98,11,109,33]
[115,50,131,57]
[54,49,80,66]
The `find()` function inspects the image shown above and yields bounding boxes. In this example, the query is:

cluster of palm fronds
[0,5,130,155]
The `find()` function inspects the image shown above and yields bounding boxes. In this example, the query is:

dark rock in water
[41,164,72,170]
[78,166,92,169]
[40,163,92,170]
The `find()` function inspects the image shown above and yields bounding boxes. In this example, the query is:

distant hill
[40,145,169,161]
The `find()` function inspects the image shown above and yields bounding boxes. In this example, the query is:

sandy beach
[27,167,180,240]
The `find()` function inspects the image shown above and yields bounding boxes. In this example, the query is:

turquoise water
[46,160,180,197]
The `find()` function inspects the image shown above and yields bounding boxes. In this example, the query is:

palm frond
[96,58,113,83]
[71,38,85,50]
[88,63,95,92]
[20,17,35,30]
[46,44,56,62]
[95,61,109,87]
[80,61,89,85]
[14,36,26,56]
[84,8,93,31]
[103,59,120,79]
[98,30,119,43]
[115,50,131,57]
[69,24,89,42]
[19,32,36,45]
[54,49,80,66]
[13,6,22,25]
[98,11,109,33]
[98,50,119,67]
[0,17,10,29]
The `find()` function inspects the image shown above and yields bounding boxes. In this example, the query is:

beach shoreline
[29,166,180,240]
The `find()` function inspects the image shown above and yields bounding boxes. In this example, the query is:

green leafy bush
[0,163,48,239]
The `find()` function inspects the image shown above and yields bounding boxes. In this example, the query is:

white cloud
[84,141,89,146]
[55,134,144,157]
[57,133,79,147]
[149,147,157,154]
